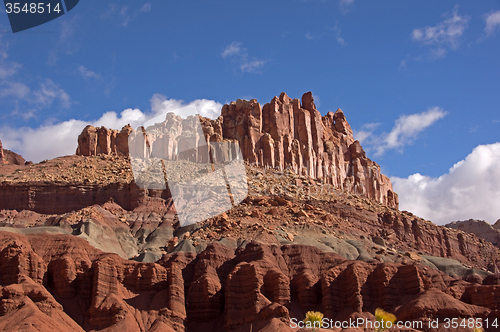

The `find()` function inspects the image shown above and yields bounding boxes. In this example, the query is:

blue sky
[0,1,499,224]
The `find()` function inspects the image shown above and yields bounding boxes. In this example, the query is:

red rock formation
[2,232,500,332]
[0,139,4,164]
[446,219,500,247]
[0,139,25,165]
[76,92,398,209]
[0,181,143,214]
[3,149,26,165]
[76,124,132,157]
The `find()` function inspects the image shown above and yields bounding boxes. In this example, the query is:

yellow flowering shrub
[304,311,324,331]
[374,308,397,331]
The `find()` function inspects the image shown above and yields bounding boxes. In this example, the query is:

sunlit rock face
[76,92,398,209]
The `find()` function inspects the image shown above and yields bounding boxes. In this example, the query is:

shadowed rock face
[0,140,4,164]
[76,92,398,210]
[1,232,499,332]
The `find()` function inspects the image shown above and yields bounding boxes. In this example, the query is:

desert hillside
[0,93,499,332]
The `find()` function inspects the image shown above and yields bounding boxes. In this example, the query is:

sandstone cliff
[76,92,398,209]
[1,155,499,274]
[0,140,4,164]
[1,231,499,332]
[446,219,500,247]
[0,139,26,165]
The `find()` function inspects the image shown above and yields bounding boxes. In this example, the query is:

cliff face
[1,232,499,332]
[0,139,26,165]
[0,140,4,164]
[446,219,500,247]
[76,92,398,209]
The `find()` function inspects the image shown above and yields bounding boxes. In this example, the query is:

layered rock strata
[1,232,499,332]
[76,92,398,209]
[1,158,499,273]
[446,219,500,247]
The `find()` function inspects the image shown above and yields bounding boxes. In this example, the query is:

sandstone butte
[75,92,399,210]
[0,92,499,332]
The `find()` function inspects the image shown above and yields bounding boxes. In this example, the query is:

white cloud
[77,65,101,80]
[355,123,380,144]
[102,3,150,27]
[147,94,222,126]
[0,35,71,116]
[140,3,151,12]
[332,22,346,46]
[355,107,447,156]
[306,23,346,45]
[485,10,500,36]
[305,32,317,40]
[383,107,447,152]
[0,61,20,79]
[339,0,354,13]
[392,143,500,225]
[239,60,265,73]
[0,82,30,99]
[0,97,222,162]
[221,42,266,73]
[0,37,21,79]
[59,18,75,42]
[0,78,72,120]
[221,42,242,58]
[33,79,71,109]
[412,6,469,57]
[399,59,407,71]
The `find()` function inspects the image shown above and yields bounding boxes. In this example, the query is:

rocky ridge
[1,159,499,275]
[446,219,500,247]
[0,139,25,166]
[1,231,500,332]
[76,92,398,209]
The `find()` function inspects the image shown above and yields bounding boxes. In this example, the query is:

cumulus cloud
[412,6,469,57]
[392,143,500,225]
[221,42,266,73]
[0,97,222,162]
[485,10,500,36]
[146,94,222,126]
[355,107,447,156]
